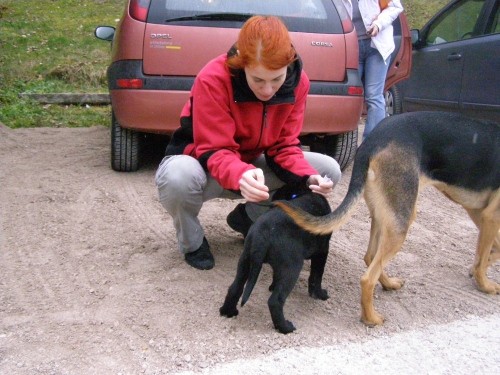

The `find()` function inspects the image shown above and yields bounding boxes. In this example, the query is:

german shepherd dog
[220,185,332,334]
[275,111,500,326]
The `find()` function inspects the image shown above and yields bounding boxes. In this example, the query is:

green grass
[0,0,450,129]
[0,0,123,128]
[405,0,450,29]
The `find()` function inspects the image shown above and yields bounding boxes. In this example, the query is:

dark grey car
[392,0,499,122]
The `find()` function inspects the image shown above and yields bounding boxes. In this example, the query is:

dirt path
[0,123,498,374]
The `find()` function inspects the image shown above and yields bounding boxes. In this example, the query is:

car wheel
[385,85,402,116]
[111,112,141,172]
[300,129,358,171]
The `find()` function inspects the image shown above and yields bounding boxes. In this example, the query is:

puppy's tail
[241,247,266,307]
[274,157,367,235]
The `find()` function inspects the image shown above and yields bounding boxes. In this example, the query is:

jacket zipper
[255,103,267,149]
[263,104,268,128]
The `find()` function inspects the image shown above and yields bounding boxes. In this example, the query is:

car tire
[300,129,358,171]
[111,112,141,172]
[327,129,358,170]
[385,85,402,116]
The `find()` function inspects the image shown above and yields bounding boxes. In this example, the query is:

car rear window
[147,0,344,34]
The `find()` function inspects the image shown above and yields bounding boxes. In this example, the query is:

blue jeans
[358,39,390,140]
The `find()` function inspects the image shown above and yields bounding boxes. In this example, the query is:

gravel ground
[177,314,500,374]
[0,123,498,374]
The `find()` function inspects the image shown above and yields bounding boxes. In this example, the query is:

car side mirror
[410,29,425,49]
[95,26,115,42]
[410,29,420,44]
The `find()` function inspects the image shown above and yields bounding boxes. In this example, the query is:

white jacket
[342,0,404,62]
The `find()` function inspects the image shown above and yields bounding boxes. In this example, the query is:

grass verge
[0,0,122,128]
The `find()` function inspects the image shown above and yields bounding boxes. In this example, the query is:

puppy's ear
[272,182,308,201]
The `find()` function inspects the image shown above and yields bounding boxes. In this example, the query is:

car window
[147,0,343,33]
[163,0,327,19]
[486,1,499,34]
[425,0,485,45]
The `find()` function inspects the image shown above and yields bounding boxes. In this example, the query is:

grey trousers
[155,152,341,254]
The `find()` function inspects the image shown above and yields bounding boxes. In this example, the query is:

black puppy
[220,185,332,334]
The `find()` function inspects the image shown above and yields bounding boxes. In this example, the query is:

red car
[96,0,411,171]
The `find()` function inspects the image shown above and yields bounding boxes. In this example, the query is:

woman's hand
[239,168,270,202]
[307,174,334,196]
[366,24,380,37]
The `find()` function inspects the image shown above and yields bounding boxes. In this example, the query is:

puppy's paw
[219,305,239,318]
[309,287,329,300]
[276,320,296,334]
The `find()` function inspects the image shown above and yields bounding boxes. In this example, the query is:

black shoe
[226,203,253,237]
[184,237,214,270]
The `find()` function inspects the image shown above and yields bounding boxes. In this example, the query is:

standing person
[155,16,341,270]
[342,0,404,140]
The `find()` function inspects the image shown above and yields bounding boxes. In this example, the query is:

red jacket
[165,51,318,191]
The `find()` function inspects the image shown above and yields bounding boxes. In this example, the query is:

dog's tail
[241,245,267,307]
[274,154,368,235]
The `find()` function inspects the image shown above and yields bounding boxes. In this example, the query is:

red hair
[227,16,296,70]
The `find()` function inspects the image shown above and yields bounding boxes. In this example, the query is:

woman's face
[244,64,288,102]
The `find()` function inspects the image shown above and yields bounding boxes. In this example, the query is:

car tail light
[129,0,150,22]
[333,0,354,33]
[340,17,354,33]
[348,86,363,96]
[117,78,144,89]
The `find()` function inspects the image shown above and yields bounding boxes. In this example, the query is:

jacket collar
[227,45,302,105]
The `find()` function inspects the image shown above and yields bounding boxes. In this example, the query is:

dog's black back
[360,111,500,190]
[276,112,499,235]
[220,190,332,334]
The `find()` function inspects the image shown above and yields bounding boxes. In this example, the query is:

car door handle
[447,53,462,61]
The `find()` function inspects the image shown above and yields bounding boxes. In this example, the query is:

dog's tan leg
[487,245,500,266]
[467,208,500,276]
[379,204,416,291]
[364,147,419,295]
[360,218,384,326]
[363,219,379,266]
[473,222,500,294]
[467,191,500,294]
[360,147,418,326]
[360,221,407,326]
[364,219,405,291]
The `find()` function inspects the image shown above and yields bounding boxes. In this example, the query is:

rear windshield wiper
[165,13,253,23]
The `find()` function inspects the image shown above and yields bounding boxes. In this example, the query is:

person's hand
[366,24,380,37]
[239,168,270,202]
[307,174,334,196]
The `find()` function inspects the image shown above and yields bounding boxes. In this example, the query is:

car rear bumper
[108,60,363,134]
